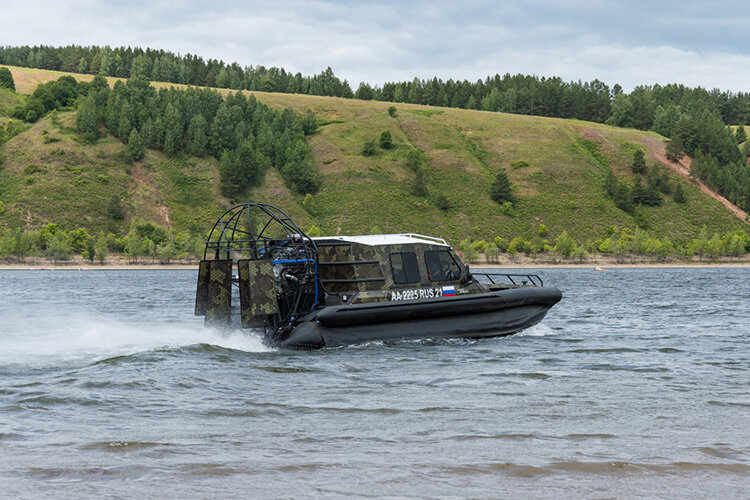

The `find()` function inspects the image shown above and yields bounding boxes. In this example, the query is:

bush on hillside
[379,130,393,149]
[0,67,14,91]
[361,139,376,156]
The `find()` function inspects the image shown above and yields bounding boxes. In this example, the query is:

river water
[0,268,748,498]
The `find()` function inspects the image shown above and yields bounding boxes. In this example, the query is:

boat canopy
[313,234,449,247]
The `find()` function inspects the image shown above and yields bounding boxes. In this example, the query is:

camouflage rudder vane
[205,259,233,327]
[237,259,255,328]
[195,260,210,316]
[248,260,279,316]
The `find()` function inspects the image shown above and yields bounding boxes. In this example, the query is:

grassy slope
[1,65,747,244]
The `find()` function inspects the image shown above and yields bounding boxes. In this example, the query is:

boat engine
[194,204,319,339]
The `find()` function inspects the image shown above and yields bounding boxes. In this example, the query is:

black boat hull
[279,286,562,349]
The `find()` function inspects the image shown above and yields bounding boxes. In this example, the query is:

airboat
[194,203,562,349]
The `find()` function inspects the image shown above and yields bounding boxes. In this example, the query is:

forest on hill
[2,44,749,214]
[0,57,748,264]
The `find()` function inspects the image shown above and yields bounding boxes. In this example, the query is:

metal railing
[471,272,544,287]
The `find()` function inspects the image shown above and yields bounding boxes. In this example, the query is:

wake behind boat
[195,203,562,349]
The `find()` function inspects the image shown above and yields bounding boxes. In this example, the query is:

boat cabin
[314,234,468,300]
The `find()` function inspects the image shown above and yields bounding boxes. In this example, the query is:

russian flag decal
[442,285,455,297]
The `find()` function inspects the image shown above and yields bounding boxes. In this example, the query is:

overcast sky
[2,0,749,91]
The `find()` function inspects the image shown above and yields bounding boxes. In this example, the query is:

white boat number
[390,288,443,301]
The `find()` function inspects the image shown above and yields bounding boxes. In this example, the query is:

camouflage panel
[318,243,357,293]
[351,290,390,303]
[248,260,279,316]
[237,259,254,328]
[351,243,385,292]
[195,260,210,316]
[373,246,395,290]
[205,260,232,327]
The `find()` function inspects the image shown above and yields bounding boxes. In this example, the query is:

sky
[2,0,749,91]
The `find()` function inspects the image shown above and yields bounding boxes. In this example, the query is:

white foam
[0,310,272,366]
[516,323,556,337]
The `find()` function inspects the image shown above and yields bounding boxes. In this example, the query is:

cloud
[1,0,748,91]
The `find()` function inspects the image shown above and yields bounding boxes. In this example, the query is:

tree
[630,149,646,174]
[302,109,317,135]
[107,194,125,220]
[186,114,208,157]
[94,232,108,264]
[672,181,687,203]
[128,128,145,161]
[219,150,243,196]
[379,130,393,149]
[163,103,182,155]
[209,103,234,158]
[117,101,132,142]
[666,137,685,162]
[235,139,266,187]
[736,126,747,144]
[555,230,575,257]
[0,67,15,91]
[76,95,98,142]
[490,169,515,204]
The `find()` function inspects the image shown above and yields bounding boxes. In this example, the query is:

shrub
[500,201,514,216]
[388,106,397,117]
[361,139,377,156]
[433,193,451,211]
[411,169,428,197]
[379,130,393,149]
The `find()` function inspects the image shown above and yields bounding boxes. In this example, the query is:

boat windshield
[425,250,460,282]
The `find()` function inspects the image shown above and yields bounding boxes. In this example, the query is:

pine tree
[0,67,15,91]
[209,103,234,158]
[736,126,747,144]
[76,95,98,143]
[163,103,182,155]
[107,194,125,220]
[186,114,208,157]
[219,150,243,196]
[117,101,132,143]
[630,149,646,174]
[490,169,515,204]
[672,181,687,203]
[302,109,317,135]
[235,139,265,187]
[128,129,145,161]
[140,118,153,147]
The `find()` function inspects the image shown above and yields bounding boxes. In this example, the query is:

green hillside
[0,67,747,255]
